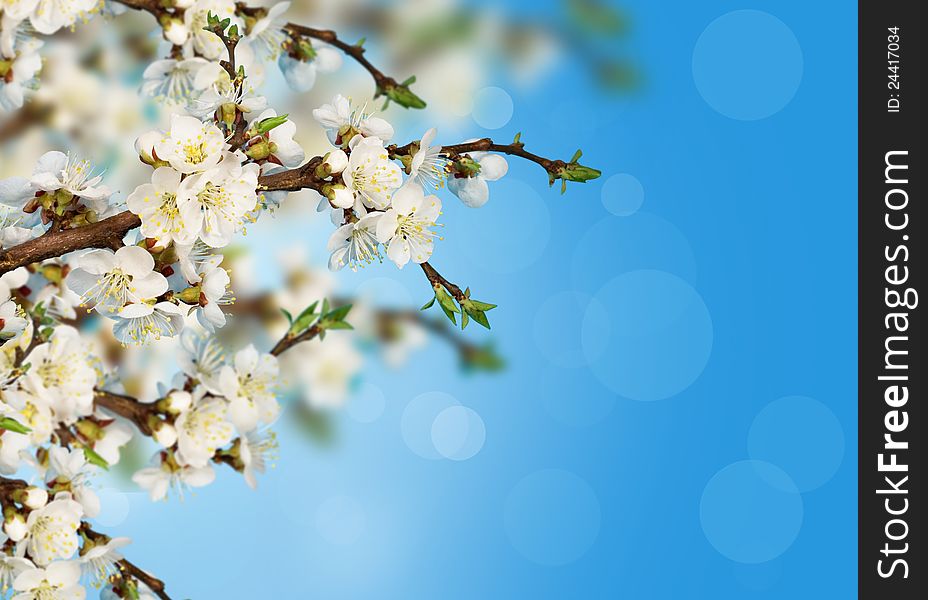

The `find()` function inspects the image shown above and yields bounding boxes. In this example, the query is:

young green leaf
[0,416,31,434]
[82,446,110,470]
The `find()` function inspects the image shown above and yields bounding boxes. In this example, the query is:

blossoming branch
[0,1,599,597]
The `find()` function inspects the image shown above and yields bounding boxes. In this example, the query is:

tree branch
[83,526,172,600]
[0,163,327,276]
[94,390,160,436]
[0,211,140,276]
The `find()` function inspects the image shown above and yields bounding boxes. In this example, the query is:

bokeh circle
[693,10,803,120]
[504,469,601,566]
[347,382,387,423]
[93,488,132,528]
[472,86,515,129]
[748,396,845,492]
[401,391,461,459]
[582,270,712,401]
[601,173,645,216]
[430,406,486,461]
[700,460,803,563]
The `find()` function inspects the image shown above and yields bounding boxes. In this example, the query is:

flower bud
[162,18,190,46]
[246,140,272,161]
[24,487,49,509]
[135,130,163,166]
[154,423,178,448]
[323,184,354,209]
[557,163,602,183]
[324,149,348,175]
[3,513,27,542]
[166,391,192,414]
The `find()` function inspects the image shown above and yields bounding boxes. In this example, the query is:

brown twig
[269,323,322,356]
[420,261,465,302]
[94,390,160,436]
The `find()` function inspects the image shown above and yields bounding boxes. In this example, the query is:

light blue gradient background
[98,1,857,597]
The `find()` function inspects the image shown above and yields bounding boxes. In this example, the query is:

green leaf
[468,300,497,312]
[324,320,354,330]
[463,343,506,372]
[420,296,436,310]
[256,114,290,135]
[467,307,491,330]
[381,81,427,109]
[438,301,457,325]
[435,287,460,315]
[83,446,110,470]
[0,416,31,434]
[460,310,470,330]
[280,308,293,324]
[324,303,353,322]
[289,301,319,333]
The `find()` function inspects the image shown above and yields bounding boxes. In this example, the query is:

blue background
[97,1,858,597]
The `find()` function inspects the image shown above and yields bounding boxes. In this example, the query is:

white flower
[174,391,234,468]
[312,94,394,145]
[66,246,168,315]
[240,429,277,489]
[0,266,28,298]
[0,204,35,247]
[183,0,240,60]
[46,446,100,518]
[342,136,403,211]
[187,60,266,119]
[141,58,208,105]
[278,42,342,93]
[327,212,382,272]
[11,560,85,599]
[0,296,27,344]
[193,258,233,330]
[0,35,42,112]
[0,555,33,596]
[0,0,38,23]
[89,421,133,466]
[127,167,194,247]
[29,0,97,34]
[249,108,304,168]
[447,152,509,208]
[132,454,216,501]
[154,114,227,174]
[80,536,130,585]
[408,128,447,190]
[218,344,279,432]
[21,326,97,424]
[29,151,111,201]
[32,271,82,321]
[1,390,53,455]
[286,335,362,409]
[177,329,226,385]
[176,155,259,247]
[112,302,186,345]
[244,1,289,60]
[173,239,214,284]
[20,493,83,565]
[376,183,442,268]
